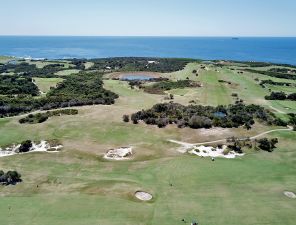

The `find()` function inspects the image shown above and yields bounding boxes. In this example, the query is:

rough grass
[33,77,64,93]
[26,60,74,69]
[0,56,13,64]
[55,69,80,76]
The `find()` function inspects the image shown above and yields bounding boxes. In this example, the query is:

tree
[287,93,296,101]
[257,138,278,152]
[265,92,286,100]
[131,114,139,124]
[0,170,22,185]
[123,115,130,123]
[19,140,32,153]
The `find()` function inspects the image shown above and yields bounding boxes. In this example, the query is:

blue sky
[0,0,295,36]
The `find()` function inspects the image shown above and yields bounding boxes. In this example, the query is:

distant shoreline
[2,55,296,68]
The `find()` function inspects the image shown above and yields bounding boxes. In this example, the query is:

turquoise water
[121,75,153,80]
[0,36,296,65]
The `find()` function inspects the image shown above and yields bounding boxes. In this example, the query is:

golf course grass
[0,60,295,225]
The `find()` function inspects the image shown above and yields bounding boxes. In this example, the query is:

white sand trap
[169,140,244,159]
[189,145,244,159]
[104,147,132,160]
[284,191,296,199]
[0,141,63,158]
[135,191,153,201]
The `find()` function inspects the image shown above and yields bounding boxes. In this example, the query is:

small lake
[121,75,154,81]
[213,112,227,118]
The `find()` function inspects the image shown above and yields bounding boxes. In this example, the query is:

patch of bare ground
[284,191,296,199]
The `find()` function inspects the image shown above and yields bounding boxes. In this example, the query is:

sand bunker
[284,191,296,199]
[169,140,244,159]
[0,141,62,157]
[189,145,244,159]
[135,191,153,201]
[104,147,133,160]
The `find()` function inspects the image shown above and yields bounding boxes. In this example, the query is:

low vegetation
[259,79,294,88]
[0,170,22,185]
[144,80,201,94]
[226,137,279,153]
[265,92,296,101]
[257,138,279,152]
[243,68,296,80]
[19,109,78,124]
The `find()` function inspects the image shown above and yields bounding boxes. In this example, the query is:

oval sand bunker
[135,191,153,201]
[284,191,296,199]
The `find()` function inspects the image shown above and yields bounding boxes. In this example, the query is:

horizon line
[0,35,296,38]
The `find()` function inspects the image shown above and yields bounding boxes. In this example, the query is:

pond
[120,74,154,81]
[213,112,227,118]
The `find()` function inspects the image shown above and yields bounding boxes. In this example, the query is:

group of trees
[269,68,296,74]
[259,79,293,88]
[129,102,283,129]
[0,61,85,78]
[265,92,296,101]
[19,109,78,124]
[0,76,39,96]
[91,57,194,73]
[257,138,279,152]
[0,72,118,117]
[0,170,22,185]
[244,68,296,80]
[226,137,279,154]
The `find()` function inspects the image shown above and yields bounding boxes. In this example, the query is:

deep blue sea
[0,36,296,65]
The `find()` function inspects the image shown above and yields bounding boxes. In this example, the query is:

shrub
[188,116,212,129]
[123,115,130,123]
[287,93,296,101]
[265,92,287,100]
[0,170,22,185]
[257,138,278,152]
[19,140,32,153]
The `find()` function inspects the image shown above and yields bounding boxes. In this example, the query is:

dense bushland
[265,92,296,101]
[0,72,118,117]
[130,102,284,129]
[91,57,194,73]
[0,76,39,96]
[244,68,296,80]
[144,80,201,94]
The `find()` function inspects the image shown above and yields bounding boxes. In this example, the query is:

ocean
[0,36,295,65]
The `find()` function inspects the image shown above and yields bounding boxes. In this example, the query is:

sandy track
[169,126,293,146]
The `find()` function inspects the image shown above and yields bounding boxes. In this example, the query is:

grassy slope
[55,69,80,76]
[0,61,295,225]
[33,77,64,93]
[26,60,74,69]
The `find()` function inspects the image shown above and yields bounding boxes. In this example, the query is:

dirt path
[269,105,285,114]
[169,126,293,146]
